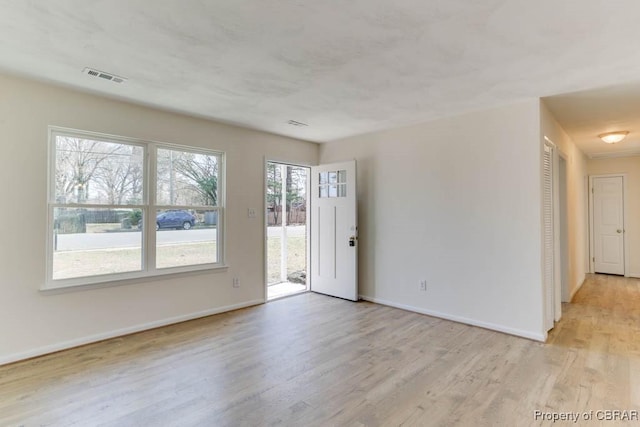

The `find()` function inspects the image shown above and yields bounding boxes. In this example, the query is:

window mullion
[147,144,157,273]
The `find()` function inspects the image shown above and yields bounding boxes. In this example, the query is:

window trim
[44,126,226,290]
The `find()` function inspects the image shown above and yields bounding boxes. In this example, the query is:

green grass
[156,242,217,269]
[53,242,217,280]
[267,236,306,285]
[52,230,304,283]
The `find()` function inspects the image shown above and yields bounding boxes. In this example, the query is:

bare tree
[55,137,127,204]
[94,154,143,204]
[267,163,282,224]
[172,152,218,206]
[266,164,306,226]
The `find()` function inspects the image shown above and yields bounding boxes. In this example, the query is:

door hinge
[591,187,594,194]
[593,257,595,262]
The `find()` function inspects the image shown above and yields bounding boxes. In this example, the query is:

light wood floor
[1,274,639,426]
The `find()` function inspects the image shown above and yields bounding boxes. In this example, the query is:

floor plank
[1,274,639,426]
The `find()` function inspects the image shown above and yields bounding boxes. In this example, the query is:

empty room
[1,2,640,426]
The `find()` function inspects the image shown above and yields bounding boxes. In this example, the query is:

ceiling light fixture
[598,131,629,144]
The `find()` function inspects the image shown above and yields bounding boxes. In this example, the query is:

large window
[46,127,224,289]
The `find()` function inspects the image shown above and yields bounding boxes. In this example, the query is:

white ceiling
[544,82,640,158]
[3,1,640,142]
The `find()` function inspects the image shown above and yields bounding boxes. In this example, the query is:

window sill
[40,264,229,294]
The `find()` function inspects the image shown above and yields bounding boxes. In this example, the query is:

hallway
[544,273,640,423]
[550,273,640,349]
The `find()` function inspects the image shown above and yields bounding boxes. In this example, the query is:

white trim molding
[359,295,547,342]
[0,299,264,366]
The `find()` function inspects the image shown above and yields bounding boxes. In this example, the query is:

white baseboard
[627,272,640,279]
[0,299,264,366]
[359,295,546,342]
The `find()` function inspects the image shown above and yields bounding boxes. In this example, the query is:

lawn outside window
[45,127,225,290]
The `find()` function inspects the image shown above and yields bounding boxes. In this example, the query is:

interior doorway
[266,162,310,300]
[544,139,570,330]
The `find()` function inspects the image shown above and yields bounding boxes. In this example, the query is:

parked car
[156,210,196,230]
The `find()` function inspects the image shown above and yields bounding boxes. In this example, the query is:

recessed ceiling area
[543,81,640,158]
[3,1,640,142]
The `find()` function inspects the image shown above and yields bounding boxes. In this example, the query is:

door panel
[601,236,620,263]
[593,176,624,275]
[311,160,357,301]
[317,205,336,278]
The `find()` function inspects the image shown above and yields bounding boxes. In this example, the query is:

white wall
[588,156,640,277]
[540,102,589,300]
[319,100,546,340]
[0,74,318,364]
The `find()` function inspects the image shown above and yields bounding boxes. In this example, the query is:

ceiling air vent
[82,67,127,84]
[287,120,308,127]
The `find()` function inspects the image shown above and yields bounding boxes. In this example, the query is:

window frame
[44,126,226,290]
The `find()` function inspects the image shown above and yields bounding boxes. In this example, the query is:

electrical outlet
[233,278,240,288]
[247,208,257,218]
[419,280,427,291]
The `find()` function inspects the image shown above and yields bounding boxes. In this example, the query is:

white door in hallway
[310,160,358,301]
[593,176,625,275]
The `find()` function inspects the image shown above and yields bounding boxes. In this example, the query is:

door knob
[617,229,623,233]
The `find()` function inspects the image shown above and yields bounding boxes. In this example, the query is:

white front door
[593,176,625,275]
[310,160,358,301]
